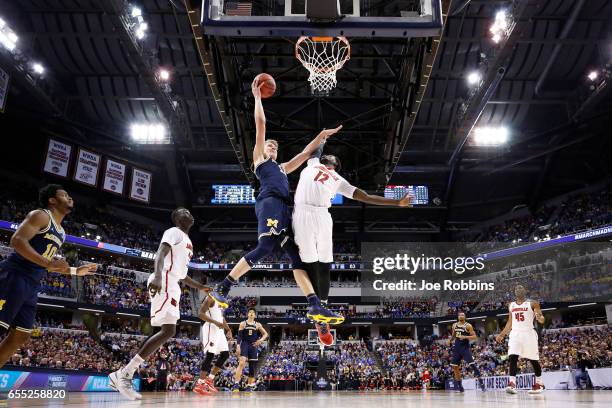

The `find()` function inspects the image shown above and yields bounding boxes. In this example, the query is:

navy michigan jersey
[240,320,261,361]
[453,322,471,348]
[0,209,65,332]
[242,320,261,344]
[254,159,290,202]
[3,209,65,282]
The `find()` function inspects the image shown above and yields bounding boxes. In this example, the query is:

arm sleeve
[337,177,357,198]
[310,141,325,160]
[161,228,183,246]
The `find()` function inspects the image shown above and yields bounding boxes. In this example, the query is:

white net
[295,36,351,94]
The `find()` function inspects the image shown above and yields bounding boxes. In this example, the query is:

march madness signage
[73,148,101,187]
[43,139,72,178]
[102,159,127,195]
[129,167,152,203]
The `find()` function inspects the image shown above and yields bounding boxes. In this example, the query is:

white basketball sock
[122,354,144,379]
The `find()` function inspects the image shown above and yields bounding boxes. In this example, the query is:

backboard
[201,0,442,38]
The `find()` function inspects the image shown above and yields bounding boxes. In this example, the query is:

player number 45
[514,312,525,321]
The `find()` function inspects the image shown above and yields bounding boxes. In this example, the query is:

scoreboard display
[211,185,256,204]
[384,185,429,205]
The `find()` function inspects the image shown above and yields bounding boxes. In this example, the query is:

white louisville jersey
[159,227,193,293]
[295,157,357,208]
[203,300,224,324]
[509,300,536,331]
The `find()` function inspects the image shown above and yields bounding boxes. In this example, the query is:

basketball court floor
[4,390,611,407]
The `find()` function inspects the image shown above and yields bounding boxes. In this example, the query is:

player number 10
[42,243,58,260]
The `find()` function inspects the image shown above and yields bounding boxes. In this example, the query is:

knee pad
[531,360,542,376]
[280,236,305,269]
[201,352,215,372]
[508,354,519,376]
[248,361,257,377]
[215,351,229,368]
[316,262,331,302]
[244,236,277,266]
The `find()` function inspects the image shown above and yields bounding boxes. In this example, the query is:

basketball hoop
[296,36,351,95]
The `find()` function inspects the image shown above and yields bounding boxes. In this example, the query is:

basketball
[255,73,276,98]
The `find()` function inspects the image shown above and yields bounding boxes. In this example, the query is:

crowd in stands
[479,184,611,244]
[379,298,436,318]
[39,273,74,298]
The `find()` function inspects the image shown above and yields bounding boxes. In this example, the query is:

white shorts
[202,323,229,354]
[292,205,333,263]
[150,292,181,327]
[508,329,539,360]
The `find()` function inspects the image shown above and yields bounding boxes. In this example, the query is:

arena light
[467,71,481,85]
[0,18,18,51]
[437,319,455,324]
[587,70,598,81]
[116,312,141,317]
[130,123,169,143]
[38,303,65,308]
[496,313,508,317]
[131,6,142,18]
[78,307,105,313]
[489,9,508,43]
[393,321,415,325]
[472,126,509,146]
[540,307,557,311]
[567,302,597,308]
[31,62,45,75]
[158,68,170,81]
[466,316,487,320]
[181,319,200,324]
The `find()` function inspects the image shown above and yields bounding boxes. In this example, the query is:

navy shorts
[240,342,258,361]
[255,196,291,239]
[0,262,39,333]
[451,345,474,365]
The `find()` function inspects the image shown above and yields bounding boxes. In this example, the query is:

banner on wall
[73,148,101,187]
[129,167,152,203]
[102,159,126,195]
[0,370,140,392]
[0,66,9,113]
[43,139,72,178]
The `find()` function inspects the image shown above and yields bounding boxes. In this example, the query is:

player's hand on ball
[398,193,415,207]
[76,263,98,276]
[252,78,265,99]
[47,257,69,272]
[148,274,163,296]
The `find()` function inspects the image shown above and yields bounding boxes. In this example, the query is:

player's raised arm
[352,189,414,207]
[148,242,171,296]
[252,79,267,165]
[281,125,343,174]
[532,300,545,324]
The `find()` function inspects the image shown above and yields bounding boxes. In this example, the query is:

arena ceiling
[0,0,610,236]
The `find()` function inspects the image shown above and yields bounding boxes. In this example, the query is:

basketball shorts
[240,342,258,361]
[150,291,181,327]
[508,329,539,360]
[255,196,291,239]
[202,323,229,354]
[450,345,474,365]
[0,262,39,333]
[292,205,333,263]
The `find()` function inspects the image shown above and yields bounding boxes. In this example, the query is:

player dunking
[209,77,343,325]
[292,140,413,345]
[109,208,210,400]
[233,308,268,392]
[496,284,546,394]
[0,185,97,367]
[193,296,233,396]
[450,312,485,392]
